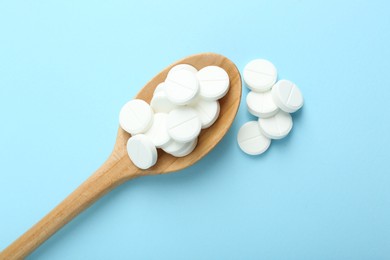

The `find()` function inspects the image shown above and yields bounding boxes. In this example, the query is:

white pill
[237,121,271,155]
[167,107,201,143]
[150,91,178,113]
[165,69,199,105]
[197,66,230,101]
[127,134,157,170]
[258,111,293,139]
[243,59,277,92]
[119,99,153,135]
[168,64,198,76]
[169,138,198,157]
[145,113,171,148]
[246,91,279,118]
[154,82,166,95]
[191,99,220,129]
[271,79,303,113]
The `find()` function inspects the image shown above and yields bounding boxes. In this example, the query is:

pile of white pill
[238,59,304,155]
[119,64,230,169]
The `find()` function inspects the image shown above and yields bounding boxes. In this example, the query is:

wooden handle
[0,155,140,260]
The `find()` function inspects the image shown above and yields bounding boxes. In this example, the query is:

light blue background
[1,0,390,259]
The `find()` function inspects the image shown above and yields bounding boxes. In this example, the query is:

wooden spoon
[0,52,242,259]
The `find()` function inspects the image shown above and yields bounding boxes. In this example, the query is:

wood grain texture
[0,52,242,260]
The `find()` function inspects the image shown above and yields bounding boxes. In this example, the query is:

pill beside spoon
[238,59,304,156]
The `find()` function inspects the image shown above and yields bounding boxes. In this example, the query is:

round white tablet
[169,138,198,157]
[197,66,230,101]
[165,69,199,105]
[237,121,271,155]
[243,59,277,92]
[153,82,166,95]
[191,99,220,129]
[119,99,153,135]
[167,107,201,143]
[246,91,279,118]
[258,111,293,139]
[145,113,171,148]
[168,64,198,76]
[127,134,157,170]
[150,91,178,113]
[271,79,303,113]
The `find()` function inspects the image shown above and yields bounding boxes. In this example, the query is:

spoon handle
[0,155,139,260]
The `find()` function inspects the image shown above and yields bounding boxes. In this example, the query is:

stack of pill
[119,64,230,169]
[237,59,304,155]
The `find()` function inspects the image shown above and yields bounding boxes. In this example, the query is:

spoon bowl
[0,52,241,259]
